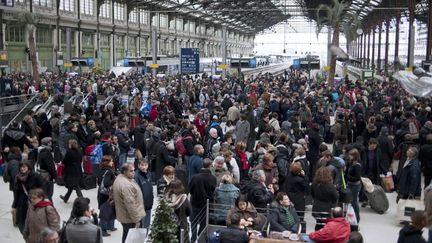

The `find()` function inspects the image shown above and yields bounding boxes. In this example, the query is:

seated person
[309,207,350,243]
[157,165,176,195]
[269,192,301,233]
[226,194,266,231]
[219,213,250,243]
[397,210,427,243]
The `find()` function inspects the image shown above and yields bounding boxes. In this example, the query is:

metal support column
[427,0,432,61]
[151,27,158,76]
[367,31,371,68]
[384,19,390,76]
[372,27,376,70]
[395,13,400,67]
[359,35,363,66]
[377,23,382,74]
[363,33,367,68]
[222,25,227,78]
[407,0,415,68]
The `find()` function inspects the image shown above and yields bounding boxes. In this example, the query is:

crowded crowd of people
[1,66,432,243]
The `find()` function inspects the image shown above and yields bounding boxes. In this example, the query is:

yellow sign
[64,63,73,67]
[218,64,229,70]
[405,67,413,72]
[149,63,160,69]
[323,65,331,71]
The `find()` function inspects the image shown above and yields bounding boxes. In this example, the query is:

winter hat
[209,128,218,139]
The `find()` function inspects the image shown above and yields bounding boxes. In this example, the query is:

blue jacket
[134,171,154,210]
[398,159,422,198]
[188,154,203,183]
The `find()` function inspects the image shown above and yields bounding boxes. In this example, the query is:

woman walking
[23,188,60,243]
[13,161,45,233]
[60,139,83,203]
[165,179,192,243]
[97,155,117,236]
[347,148,362,223]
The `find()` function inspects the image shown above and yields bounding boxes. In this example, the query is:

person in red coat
[148,104,159,122]
[194,112,206,139]
[309,207,350,243]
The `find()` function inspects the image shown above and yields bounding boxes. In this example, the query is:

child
[134,159,154,232]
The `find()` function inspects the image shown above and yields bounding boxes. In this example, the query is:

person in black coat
[281,162,309,230]
[377,127,394,174]
[130,120,147,159]
[1,122,33,152]
[135,158,154,230]
[397,146,422,200]
[12,161,45,233]
[154,132,176,180]
[115,122,131,168]
[97,155,117,236]
[397,210,427,243]
[5,147,22,192]
[419,134,432,187]
[307,124,321,177]
[247,169,274,210]
[189,160,217,242]
[361,138,382,184]
[60,139,84,203]
[269,192,301,233]
[37,137,57,200]
[311,167,339,231]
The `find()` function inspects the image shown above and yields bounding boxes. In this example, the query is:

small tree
[148,196,178,243]
[316,0,351,87]
[14,13,40,83]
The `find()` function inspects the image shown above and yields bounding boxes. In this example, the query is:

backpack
[408,120,420,136]
[175,136,192,156]
[59,220,70,243]
[89,143,105,165]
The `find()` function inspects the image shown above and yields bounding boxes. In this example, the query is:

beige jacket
[113,174,146,224]
[23,203,60,243]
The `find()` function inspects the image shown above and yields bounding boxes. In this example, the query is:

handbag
[125,228,147,243]
[339,170,352,203]
[380,173,394,192]
[397,197,424,223]
[56,163,65,186]
[99,170,111,195]
[345,204,358,226]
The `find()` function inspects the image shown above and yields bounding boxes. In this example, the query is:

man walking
[113,163,145,243]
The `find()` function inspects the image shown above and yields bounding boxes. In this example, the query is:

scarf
[166,193,187,210]
[237,149,249,170]
[34,199,54,208]
[282,206,295,226]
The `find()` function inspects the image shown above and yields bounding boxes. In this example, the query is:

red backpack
[175,136,192,156]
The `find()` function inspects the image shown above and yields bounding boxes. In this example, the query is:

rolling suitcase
[364,184,389,214]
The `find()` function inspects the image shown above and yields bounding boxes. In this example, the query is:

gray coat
[65,217,103,243]
[235,120,250,144]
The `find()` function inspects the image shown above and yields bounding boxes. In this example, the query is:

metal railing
[1,93,40,135]
[188,200,331,243]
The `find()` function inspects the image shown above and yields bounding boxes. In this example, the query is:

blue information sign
[181,48,200,74]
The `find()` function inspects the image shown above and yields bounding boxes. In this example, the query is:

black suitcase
[80,174,97,190]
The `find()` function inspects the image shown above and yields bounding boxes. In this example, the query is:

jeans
[45,181,54,201]
[63,186,83,202]
[141,209,152,229]
[122,223,138,243]
[100,219,115,231]
[118,153,127,169]
[348,183,362,223]
[428,229,432,243]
